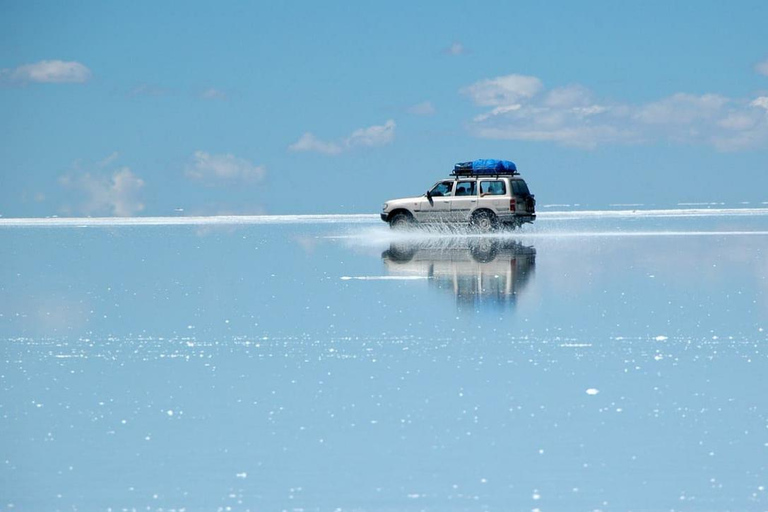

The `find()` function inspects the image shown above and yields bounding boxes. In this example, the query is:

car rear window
[480,180,506,196]
[511,180,530,196]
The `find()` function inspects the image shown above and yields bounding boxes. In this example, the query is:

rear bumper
[498,213,536,224]
[517,214,536,223]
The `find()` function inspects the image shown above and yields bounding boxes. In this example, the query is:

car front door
[418,181,453,223]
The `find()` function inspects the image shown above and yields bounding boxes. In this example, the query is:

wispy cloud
[345,119,396,147]
[288,133,343,155]
[186,151,266,184]
[59,157,145,216]
[755,58,768,77]
[97,151,120,168]
[289,119,396,155]
[407,101,436,116]
[462,74,543,107]
[464,73,768,150]
[443,42,467,56]
[200,87,227,100]
[127,83,169,97]
[1,60,91,84]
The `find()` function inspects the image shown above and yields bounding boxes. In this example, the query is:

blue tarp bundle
[453,159,517,174]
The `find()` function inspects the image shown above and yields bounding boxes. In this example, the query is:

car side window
[479,180,506,196]
[430,181,454,197]
[454,181,476,197]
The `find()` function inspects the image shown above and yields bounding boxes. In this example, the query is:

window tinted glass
[479,180,506,196]
[430,181,453,197]
[511,180,530,196]
[454,181,476,197]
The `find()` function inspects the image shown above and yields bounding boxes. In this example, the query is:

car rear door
[450,180,477,221]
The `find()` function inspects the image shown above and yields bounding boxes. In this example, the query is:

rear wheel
[469,239,499,262]
[470,210,497,232]
[389,212,414,230]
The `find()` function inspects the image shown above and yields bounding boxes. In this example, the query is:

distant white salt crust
[0,213,378,228]
[341,276,429,281]
[538,207,768,220]
[1,207,768,228]
[586,388,600,395]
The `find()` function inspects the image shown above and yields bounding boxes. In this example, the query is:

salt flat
[1,209,766,511]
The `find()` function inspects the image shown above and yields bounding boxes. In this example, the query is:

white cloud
[462,74,543,107]
[127,84,168,97]
[59,166,145,217]
[752,96,768,110]
[635,93,729,125]
[544,85,594,107]
[443,42,466,56]
[288,120,396,155]
[186,151,266,183]
[288,133,343,155]
[407,101,436,116]
[3,60,91,84]
[201,88,227,100]
[97,152,120,168]
[473,104,522,123]
[755,58,768,76]
[464,73,768,150]
[345,119,396,147]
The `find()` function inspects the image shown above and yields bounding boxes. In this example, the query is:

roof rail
[450,168,519,177]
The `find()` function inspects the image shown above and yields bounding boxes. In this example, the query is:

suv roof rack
[450,169,519,177]
[450,159,519,177]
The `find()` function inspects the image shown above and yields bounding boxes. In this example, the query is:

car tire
[384,242,418,261]
[469,239,499,262]
[389,212,414,230]
[470,210,497,232]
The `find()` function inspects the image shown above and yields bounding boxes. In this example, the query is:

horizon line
[1,207,768,228]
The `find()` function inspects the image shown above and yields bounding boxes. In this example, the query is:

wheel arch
[387,208,414,221]
[470,207,497,219]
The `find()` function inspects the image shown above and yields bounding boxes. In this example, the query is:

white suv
[381,159,536,231]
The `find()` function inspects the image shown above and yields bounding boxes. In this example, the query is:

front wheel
[389,212,414,230]
[470,210,498,232]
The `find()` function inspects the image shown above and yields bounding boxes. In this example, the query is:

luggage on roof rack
[452,159,518,176]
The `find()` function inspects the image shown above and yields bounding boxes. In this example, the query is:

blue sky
[1,0,767,216]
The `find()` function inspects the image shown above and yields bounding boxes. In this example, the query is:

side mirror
[426,190,433,206]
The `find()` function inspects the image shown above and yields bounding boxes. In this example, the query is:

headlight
[382,203,388,210]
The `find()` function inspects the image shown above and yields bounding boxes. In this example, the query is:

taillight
[510,198,516,212]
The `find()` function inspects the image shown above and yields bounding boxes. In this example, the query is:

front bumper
[380,213,389,222]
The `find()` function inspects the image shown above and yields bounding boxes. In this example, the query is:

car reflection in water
[382,238,536,311]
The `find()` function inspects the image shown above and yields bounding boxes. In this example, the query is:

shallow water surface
[1,210,767,511]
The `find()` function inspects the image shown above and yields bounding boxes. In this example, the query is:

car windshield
[430,181,453,197]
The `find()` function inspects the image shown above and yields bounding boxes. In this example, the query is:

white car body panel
[382,176,535,228]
